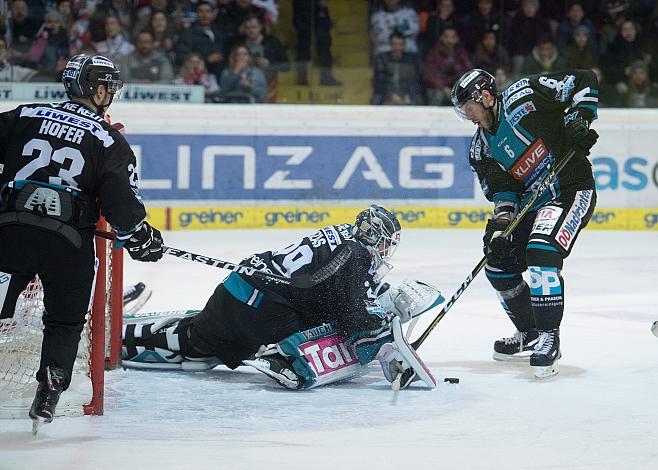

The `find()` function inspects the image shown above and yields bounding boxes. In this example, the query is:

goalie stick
[410,150,577,350]
[93,230,353,289]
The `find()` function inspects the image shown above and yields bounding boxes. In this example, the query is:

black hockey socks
[486,271,535,333]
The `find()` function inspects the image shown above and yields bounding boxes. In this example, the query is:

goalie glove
[375,279,444,323]
[376,317,436,390]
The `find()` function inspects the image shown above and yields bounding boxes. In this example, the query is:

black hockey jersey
[240,224,381,336]
[469,70,598,210]
[0,101,146,233]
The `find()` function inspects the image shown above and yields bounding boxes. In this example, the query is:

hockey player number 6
[15,138,85,189]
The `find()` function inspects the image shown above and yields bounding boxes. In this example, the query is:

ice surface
[1,229,657,470]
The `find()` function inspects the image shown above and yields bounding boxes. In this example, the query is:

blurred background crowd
[1,0,657,106]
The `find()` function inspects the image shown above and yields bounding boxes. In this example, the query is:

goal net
[0,223,123,418]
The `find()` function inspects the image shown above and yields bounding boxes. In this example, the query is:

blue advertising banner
[132,134,474,200]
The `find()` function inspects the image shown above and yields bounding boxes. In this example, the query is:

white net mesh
[0,242,113,419]
[0,276,95,418]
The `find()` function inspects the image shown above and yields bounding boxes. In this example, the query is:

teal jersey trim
[527,243,559,252]
[493,191,520,204]
[224,273,263,308]
[484,270,517,279]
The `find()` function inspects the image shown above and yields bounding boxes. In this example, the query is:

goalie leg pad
[245,323,365,389]
[122,315,219,370]
[377,317,436,389]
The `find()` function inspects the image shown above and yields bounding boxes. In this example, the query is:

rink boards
[1,102,656,231]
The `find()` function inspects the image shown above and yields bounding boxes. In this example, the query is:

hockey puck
[444,377,460,384]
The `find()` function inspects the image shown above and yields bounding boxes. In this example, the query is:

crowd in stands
[1,0,657,107]
[370,0,658,107]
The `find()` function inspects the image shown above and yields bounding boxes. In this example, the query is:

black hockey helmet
[62,54,123,99]
[451,69,497,119]
[353,205,401,261]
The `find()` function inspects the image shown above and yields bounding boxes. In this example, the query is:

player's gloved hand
[565,112,598,156]
[124,222,164,262]
[483,218,516,270]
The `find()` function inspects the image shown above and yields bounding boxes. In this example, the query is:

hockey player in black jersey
[451,69,599,378]
[122,205,444,390]
[0,54,164,430]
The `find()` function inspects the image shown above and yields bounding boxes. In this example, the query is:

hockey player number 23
[15,138,84,189]
[273,242,314,277]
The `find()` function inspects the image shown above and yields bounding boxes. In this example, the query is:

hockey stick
[94,230,352,289]
[410,150,576,350]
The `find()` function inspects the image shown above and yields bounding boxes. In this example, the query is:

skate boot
[530,329,561,379]
[243,350,303,390]
[29,366,66,435]
[122,282,152,315]
[492,330,539,362]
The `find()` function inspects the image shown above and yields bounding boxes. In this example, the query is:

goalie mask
[354,205,401,277]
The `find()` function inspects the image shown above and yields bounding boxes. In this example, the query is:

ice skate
[652,321,658,338]
[493,330,539,362]
[29,366,66,435]
[530,330,561,379]
[123,282,152,316]
[244,353,303,390]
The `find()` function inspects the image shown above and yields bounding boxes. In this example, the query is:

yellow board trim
[144,206,658,231]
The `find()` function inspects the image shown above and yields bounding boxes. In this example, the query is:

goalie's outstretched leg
[122,315,219,370]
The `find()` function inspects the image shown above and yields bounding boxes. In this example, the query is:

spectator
[473,30,511,75]
[370,0,420,55]
[56,0,75,33]
[507,0,552,73]
[590,66,620,107]
[170,0,198,32]
[227,0,267,38]
[292,0,341,86]
[133,0,172,36]
[556,1,598,56]
[371,32,422,105]
[174,51,220,100]
[495,66,513,90]
[419,0,461,56]
[599,0,635,53]
[239,15,289,100]
[565,25,597,69]
[461,0,505,53]
[7,0,40,66]
[29,10,70,81]
[423,26,472,105]
[111,0,134,37]
[120,31,174,84]
[219,44,268,102]
[617,60,658,107]
[0,37,38,82]
[602,19,652,89]
[69,0,96,55]
[176,1,225,79]
[93,15,135,62]
[520,35,567,74]
[146,11,178,61]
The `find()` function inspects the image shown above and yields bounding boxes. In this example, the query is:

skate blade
[652,321,658,338]
[533,361,559,379]
[492,351,532,363]
[32,417,46,436]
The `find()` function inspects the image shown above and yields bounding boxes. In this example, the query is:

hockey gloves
[564,112,599,156]
[124,222,164,262]
[484,218,518,271]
